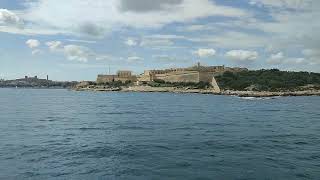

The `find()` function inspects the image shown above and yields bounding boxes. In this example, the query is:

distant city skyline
[0,0,319,81]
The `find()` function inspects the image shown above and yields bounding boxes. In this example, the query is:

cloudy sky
[0,0,319,80]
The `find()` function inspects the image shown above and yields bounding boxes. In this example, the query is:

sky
[0,0,319,81]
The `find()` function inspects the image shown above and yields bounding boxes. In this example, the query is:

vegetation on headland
[73,69,320,96]
[93,79,211,89]
[97,80,132,87]
[94,80,132,88]
[216,69,320,91]
[74,80,133,91]
[149,79,212,89]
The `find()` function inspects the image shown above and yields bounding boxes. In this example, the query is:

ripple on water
[0,89,319,179]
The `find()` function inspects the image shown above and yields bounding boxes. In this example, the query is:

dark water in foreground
[0,88,319,180]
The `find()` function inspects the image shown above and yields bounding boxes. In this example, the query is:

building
[97,70,137,84]
[96,64,247,92]
[137,63,247,84]
[136,63,248,92]
[16,75,50,83]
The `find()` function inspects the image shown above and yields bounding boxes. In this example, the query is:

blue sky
[0,0,319,81]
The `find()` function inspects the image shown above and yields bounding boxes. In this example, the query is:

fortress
[138,63,247,83]
[96,63,248,92]
[96,71,137,84]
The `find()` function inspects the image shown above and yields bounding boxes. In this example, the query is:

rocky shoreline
[221,90,320,97]
[73,85,320,97]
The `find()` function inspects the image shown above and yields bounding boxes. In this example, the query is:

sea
[0,88,319,179]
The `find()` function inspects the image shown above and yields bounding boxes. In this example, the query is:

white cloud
[139,34,188,49]
[125,38,138,46]
[266,52,284,64]
[58,63,107,69]
[193,48,216,58]
[20,0,248,36]
[63,45,94,62]
[145,34,186,40]
[0,9,23,27]
[247,1,320,51]
[267,52,306,65]
[119,0,183,12]
[45,41,115,63]
[31,49,42,55]
[289,58,305,64]
[183,24,207,31]
[46,41,62,51]
[26,39,40,48]
[303,49,320,65]
[181,1,319,65]
[140,38,174,47]
[225,50,258,62]
[127,56,143,63]
[152,54,191,63]
[188,31,268,48]
[250,0,312,9]
[66,39,97,44]
[303,49,320,58]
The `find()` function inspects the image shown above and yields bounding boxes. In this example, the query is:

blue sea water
[0,88,319,180]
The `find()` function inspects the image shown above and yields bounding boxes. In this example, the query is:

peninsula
[0,75,78,89]
[74,63,320,97]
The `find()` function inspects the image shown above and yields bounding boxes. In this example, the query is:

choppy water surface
[0,88,319,179]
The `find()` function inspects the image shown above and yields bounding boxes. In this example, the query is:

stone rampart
[154,71,200,83]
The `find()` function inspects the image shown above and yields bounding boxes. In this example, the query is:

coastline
[221,90,320,97]
[73,86,320,97]
[3,86,319,97]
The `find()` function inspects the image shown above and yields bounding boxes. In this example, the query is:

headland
[73,63,320,97]
[0,75,78,89]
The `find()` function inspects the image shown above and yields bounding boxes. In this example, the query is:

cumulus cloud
[77,22,106,37]
[249,0,311,9]
[26,39,40,48]
[119,0,183,12]
[188,31,268,48]
[267,52,306,65]
[267,52,284,64]
[225,50,258,62]
[46,41,62,51]
[125,38,138,46]
[247,1,319,51]
[193,48,216,58]
[0,9,23,27]
[21,0,248,36]
[303,49,320,65]
[44,41,115,63]
[63,45,95,62]
[180,0,319,69]
[303,49,320,58]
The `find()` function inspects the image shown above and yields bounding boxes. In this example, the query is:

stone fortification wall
[152,71,219,84]
[97,75,115,84]
[97,75,137,84]
[154,71,200,83]
[137,74,152,82]
[199,72,215,83]
[145,65,247,78]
